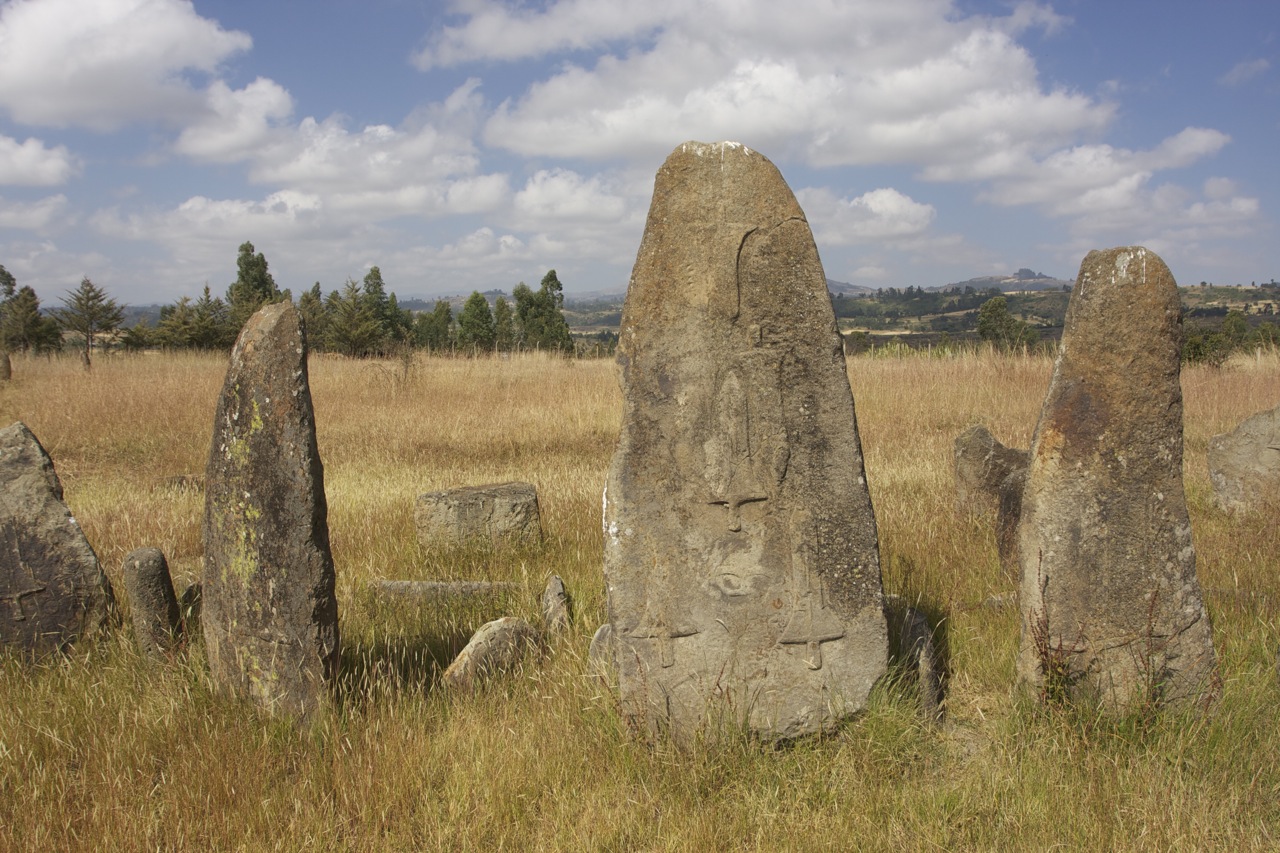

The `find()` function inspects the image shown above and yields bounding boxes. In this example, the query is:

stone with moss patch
[202,301,339,718]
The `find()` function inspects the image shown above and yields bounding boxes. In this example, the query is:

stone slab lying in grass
[415,482,543,546]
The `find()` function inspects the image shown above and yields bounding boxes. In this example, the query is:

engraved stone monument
[202,302,339,717]
[1,421,115,656]
[1016,247,1217,709]
[603,141,887,742]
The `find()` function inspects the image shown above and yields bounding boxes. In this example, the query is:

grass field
[1,347,1278,851]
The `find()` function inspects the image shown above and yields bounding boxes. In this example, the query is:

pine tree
[226,241,280,330]
[514,270,573,352]
[119,318,155,351]
[53,277,124,369]
[457,291,496,353]
[157,297,197,348]
[415,300,454,351]
[192,285,234,349]
[298,283,329,349]
[325,279,382,357]
[1,285,61,353]
[493,295,514,352]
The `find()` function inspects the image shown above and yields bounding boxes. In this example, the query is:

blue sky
[0,0,1275,306]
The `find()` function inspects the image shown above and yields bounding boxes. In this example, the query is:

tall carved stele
[603,141,887,742]
[202,301,339,717]
[1017,247,1217,709]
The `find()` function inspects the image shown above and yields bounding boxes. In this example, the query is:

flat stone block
[415,482,543,546]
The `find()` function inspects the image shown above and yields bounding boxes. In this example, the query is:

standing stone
[541,575,572,633]
[0,422,115,655]
[603,141,887,742]
[0,351,10,381]
[202,302,339,717]
[1017,247,1217,709]
[122,547,182,657]
[415,482,543,546]
[1208,404,1280,514]
[954,425,1028,515]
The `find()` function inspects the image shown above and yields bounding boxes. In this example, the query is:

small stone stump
[884,595,944,724]
[954,425,1028,516]
[1016,247,1217,709]
[1208,404,1280,514]
[541,575,571,633]
[0,421,116,656]
[603,141,887,743]
[122,547,182,657]
[415,482,542,546]
[441,616,543,692]
[202,302,340,718]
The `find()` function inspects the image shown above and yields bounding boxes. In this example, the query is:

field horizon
[1,346,1278,850]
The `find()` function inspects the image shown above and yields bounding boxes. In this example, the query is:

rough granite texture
[603,141,887,742]
[202,301,339,717]
[0,421,115,656]
[1207,405,1280,514]
[1016,247,1217,709]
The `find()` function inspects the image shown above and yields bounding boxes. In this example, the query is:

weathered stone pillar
[603,141,887,742]
[1016,247,1217,709]
[202,302,339,717]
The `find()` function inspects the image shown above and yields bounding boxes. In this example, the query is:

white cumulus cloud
[174,78,294,163]
[975,127,1232,216]
[797,187,936,245]
[446,0,1107,169]
[0,0,252,130]
[0,193,69,229]
[0,135,79,185]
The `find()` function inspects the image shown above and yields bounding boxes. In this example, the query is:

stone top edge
[676,140,755,157]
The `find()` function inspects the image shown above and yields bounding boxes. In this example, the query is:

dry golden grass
[0,346,1278,851]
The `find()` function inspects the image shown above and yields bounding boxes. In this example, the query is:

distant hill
[826,279,876,296]
[937,268,1073,293]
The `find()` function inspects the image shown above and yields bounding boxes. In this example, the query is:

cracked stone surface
[1016,247,1217,709]
[603,141,887,743]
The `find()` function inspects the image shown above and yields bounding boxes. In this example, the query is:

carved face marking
[708,494,768,532]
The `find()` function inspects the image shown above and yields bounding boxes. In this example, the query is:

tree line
[1,264,124,369]
[0,243,579,364]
